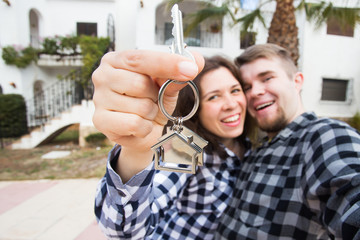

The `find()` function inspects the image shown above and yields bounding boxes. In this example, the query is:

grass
[52,129,79,143]
[0,127,113,181]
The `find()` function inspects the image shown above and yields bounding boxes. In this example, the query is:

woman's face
[199,67,247,145]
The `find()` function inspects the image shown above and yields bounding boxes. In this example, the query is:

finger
[92,109,154,139]
[92,63,159,102]
[102,50,204,84]
[92,90,159,121]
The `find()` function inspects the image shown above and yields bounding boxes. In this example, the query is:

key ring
[158,80,199,122]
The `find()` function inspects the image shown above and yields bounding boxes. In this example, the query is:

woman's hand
[91,49,204,181]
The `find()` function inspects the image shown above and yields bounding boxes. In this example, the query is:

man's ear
[294,72,304,93]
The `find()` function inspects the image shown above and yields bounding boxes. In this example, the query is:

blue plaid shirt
[95,142,247,239]
[216,112,360,239]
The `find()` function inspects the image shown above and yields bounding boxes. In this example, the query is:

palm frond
[164,0,185,12]
[183,4,229,36]
[305,1,360,29]
[295,0,307,12]
[235,8,266,32]
[2,0,10,6]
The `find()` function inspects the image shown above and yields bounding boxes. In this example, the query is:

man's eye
[243,86,251,92]
[264,76,272,82]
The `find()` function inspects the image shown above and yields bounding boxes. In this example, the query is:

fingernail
[178,61,198,78]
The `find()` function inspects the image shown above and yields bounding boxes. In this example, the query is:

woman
[94,55,253,239]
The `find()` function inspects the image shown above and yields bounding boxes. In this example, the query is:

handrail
[25,43,111,128]
[25,70,85,128]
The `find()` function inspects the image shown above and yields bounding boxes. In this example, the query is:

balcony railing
[37,54,83,67]
[155,27,222,48]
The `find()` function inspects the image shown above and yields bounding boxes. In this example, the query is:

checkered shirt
[95,143,246,239]
[216,112,360,240]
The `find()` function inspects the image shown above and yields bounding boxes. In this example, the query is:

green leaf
[236,8,266,32]
[184,4,229,36]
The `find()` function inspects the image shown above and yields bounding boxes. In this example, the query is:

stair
[11,100,95,149]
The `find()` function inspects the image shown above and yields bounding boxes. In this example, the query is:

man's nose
[249,82,265,97]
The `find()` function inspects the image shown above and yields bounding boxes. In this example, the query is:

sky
[241,0,259,10]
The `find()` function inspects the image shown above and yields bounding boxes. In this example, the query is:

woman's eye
[207,95,217,101]
[231,88,242,94]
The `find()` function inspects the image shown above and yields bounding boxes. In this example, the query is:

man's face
[239,57,303,138]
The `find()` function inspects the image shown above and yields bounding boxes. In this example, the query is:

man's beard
[256,109,288,135]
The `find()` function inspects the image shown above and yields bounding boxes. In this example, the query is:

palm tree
[2,0,11,6]
[166,0,360,65]
[267,0,299,65]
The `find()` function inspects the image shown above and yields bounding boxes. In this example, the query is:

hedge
[0,94,28,138]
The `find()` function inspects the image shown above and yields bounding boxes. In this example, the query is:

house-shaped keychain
[151,126,208,174]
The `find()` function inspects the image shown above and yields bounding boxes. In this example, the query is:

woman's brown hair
[165,55,254,158]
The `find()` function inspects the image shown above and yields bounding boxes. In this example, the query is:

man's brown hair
[235,43,298,79]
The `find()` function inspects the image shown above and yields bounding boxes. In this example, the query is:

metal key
[151,4,208,174]
[170,4,195,61]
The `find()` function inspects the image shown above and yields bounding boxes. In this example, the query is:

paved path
[0,179,106,240]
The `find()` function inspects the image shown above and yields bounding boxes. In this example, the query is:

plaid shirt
[95,143,247,239]
[216,112,360,240]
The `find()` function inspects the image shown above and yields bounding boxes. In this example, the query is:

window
[240,31,256,49]
[185,24,201,47]
[77,22,97,36]
[164,22,173,44]
[327,16,354,37]
[321,78,350,102]
[107,14,115,50]
[164,22,201,47]
[29,9,40,48]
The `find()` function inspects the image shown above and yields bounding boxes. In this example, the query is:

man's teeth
[256,101,274,110]
[223,115,239,123]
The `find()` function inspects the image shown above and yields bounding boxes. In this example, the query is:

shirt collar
[262,111,316,144]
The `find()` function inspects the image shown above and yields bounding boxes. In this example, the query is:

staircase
[11,100,94,149]
[8,42,111,149]
[10,73,96,149]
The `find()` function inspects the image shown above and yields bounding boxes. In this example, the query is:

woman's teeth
[222,114,239,123]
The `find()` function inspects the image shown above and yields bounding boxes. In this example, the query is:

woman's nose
[222,95,237,110]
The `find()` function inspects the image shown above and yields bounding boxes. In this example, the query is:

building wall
[1,0,359,119]
[0,0,115,99]
[301,21,360,117]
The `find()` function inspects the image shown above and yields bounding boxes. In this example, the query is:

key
[170,4,195,61]
[151,4,208,174]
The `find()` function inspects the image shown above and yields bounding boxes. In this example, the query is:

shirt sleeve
[94,145,157,239]
[94,145,192,239]
[302,122,360,239]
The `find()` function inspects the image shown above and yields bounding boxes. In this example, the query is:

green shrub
[1,46,38,68]
[1,35,110,87]
[59,35,79,54]
[0,94,28,137]
[349,112,360,131]
[78,35,110,86]
[85,132,107,146]
[41,37,60,55]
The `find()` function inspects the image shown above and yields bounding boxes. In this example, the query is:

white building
[0,0,359,148]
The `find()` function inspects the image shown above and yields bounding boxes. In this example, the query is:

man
[216,44,360,239]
